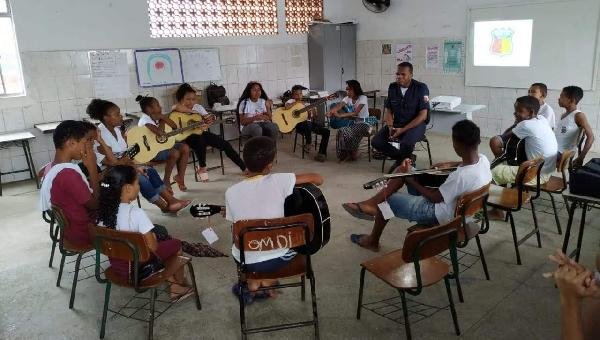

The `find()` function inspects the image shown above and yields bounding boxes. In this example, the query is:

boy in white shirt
[285,85,331,162]
[225,136,323,299]
[342,120,492,251]
[556,86,595,168]
[528,83,555,130]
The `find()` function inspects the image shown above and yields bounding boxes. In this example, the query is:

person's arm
[574,112,595,168]
[172,103,194,114]
[264,99,273,119]
[82,144,100,210]
[328,101,345,117]
[285,99,298,110]
[142,232,158,252]
[383,107,394,128]
[338,103,364,119]
[159,115,178,130]
[295,173,324,186]
[144,123,166,137]
[392,109,427,138]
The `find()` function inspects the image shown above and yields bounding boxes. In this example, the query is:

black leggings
[184,132,246,171]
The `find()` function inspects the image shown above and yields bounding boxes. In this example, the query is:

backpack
[206,82,230,107]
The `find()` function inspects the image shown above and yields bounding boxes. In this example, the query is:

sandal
[232,283,254,305]
[161,201,185,215]
[173,175,187,192]
[342,203,375,221]
[195,166,209,182]
[171,287,195,303]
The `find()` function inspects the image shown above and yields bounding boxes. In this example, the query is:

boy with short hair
[225,136,323,299]
[342,120,492,251]
[556,86,595,168]
[286,85,331,162]
[529,82,555,130]
[39,120,100,246]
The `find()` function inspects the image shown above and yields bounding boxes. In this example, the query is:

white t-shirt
[556,110,581,153]
[138,113,158,127]
[400,87,408,96]
[239,98,267,120]
[225,173,296,264]
[114,202,155,234]
[538,103,556,130]
[435,155,492,224]
[95,123,128,169]
[342,95,369,119]
[512,115,558,174]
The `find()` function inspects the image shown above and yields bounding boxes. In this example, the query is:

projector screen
[466,0,600,90]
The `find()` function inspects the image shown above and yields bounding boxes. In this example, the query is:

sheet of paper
[90,51,131,98]
[202,227,219,244]
[426,45,440,69]
[378,201,395,220]
[395,43,413,64]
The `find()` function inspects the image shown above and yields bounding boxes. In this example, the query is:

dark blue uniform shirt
[384,80,430,127]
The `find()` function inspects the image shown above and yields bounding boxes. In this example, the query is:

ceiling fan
[362,0,391,13]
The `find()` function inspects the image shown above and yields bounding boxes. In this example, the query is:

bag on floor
[206,82,230,107]
[569,158,600,198]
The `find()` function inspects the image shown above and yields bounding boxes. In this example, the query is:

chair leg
[301,275,306,301]
[293,132,298,153]
[475,235,490,280]
[549,193,562,235]
[56,253,66,287]
[444,276,461,336]
[302,134,306,159]
[99,282,111,339]
[530,200,542,248]
[368,137,371,162]
[309,273,320,340]
[381,158,386,173]
[191,153,199,182]
[148,288,157,340]
[399,290,412,340]
[356,267,366,320]
[425,139,433,166]
[508,212,522,265]
[238,279,247,340]
[69,253,84,309]
[187,262,202,310]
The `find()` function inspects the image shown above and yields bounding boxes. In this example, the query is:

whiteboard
[181,49,222,82]
[89,51,131,98]
[466,0,600,90]
[134,48,184,87]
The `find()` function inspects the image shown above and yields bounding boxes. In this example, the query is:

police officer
[372,62,430,172]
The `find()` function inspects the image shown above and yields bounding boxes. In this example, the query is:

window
[285,0,323,34]
[0,0,25,97]
[147,0,278,38]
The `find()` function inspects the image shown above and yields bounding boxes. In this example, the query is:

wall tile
[41,101,62,122]
[35,77,58,102]
[2,107,25,131]
[74,75,93,98]
[22,103,44,126]
[56,75,76,100]
[60,99,79,120]
[70,51,90,75]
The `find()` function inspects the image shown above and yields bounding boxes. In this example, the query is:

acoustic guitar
[189,183,331,255]
[490,136,527,168]
[363,167,457,189]
[272,94,337,133]
[169,112,234,141]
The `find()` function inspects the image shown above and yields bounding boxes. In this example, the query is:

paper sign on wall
[90,51,131,99]
[443,40,463,73]
[425,45,440,69]
[395,43,413,64]
[135,48,183,87]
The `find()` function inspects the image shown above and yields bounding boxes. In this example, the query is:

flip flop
[342,203,375,221]
[171,287,194,303]
[231,283,254,305]
[350,234,380,252]
[195,166,209,182]
[173,175,187,191]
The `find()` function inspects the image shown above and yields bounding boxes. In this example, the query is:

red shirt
[50,169,93,246]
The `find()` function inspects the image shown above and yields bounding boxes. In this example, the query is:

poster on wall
[180,49,222,82]
[443,40,463,73]
[134,48,183,87]
[395,43,413,64]
[89,51,131,99]
[425,45,440,69]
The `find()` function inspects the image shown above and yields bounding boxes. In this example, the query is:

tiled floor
[1,132,598,339]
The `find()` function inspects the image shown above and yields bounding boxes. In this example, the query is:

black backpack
[570,158,600,198]
[206,82,230,108]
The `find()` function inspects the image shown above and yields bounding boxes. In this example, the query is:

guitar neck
[295,97,331,115]
[383,167,457,179]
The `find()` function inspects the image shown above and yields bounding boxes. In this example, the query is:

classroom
[1,0,600,339]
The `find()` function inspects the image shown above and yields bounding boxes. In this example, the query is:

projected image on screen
[474,19,533,67]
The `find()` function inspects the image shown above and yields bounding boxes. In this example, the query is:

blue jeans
[387,191,438,225]
[138,167,165,203]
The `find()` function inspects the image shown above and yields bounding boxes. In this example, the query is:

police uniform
[372,79,430,164]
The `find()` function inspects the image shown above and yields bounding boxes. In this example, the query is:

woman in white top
[97,165,193,300]
[556,86,595,168]
[87,99,190,213]
[236,81,279,141]
[328,80,373,161]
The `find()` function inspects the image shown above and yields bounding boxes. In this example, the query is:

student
[328,79,372,161]
[97,165,193,300]
[88,99,190,213]
[342,120,492,251]
[225,136,323,300]
[286,84,330,162]
[556,86,595,168]
[490,96,558,187]
[236,81,279,140]
[528,82,555,130]
[39,120,100,246]
[173,83,246,182]
[136,95,190,190]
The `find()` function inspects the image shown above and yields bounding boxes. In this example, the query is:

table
[364,90,380,108]
[34,122,61,134]
[561,190,600,262]
[430,104,486,133]
[0,131,38,195]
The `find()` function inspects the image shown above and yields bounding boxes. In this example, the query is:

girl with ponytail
[98,165,193,300]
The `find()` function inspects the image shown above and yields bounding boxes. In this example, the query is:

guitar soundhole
[156,135,167,144]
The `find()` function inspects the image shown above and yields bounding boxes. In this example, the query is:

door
[340,23,356,88]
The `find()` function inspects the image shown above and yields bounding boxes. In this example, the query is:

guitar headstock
[127,144,141,159]
[363,177,388,190]
[190,203,224,218]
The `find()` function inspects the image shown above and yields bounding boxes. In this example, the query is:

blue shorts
[152,143,183,162]
[387,191,438,226]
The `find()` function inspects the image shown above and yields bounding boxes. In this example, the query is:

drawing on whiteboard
[490,28,514,56]
[134,49,183,87]
[146,53,175,82]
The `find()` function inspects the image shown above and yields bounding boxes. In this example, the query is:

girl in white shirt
[328,80,373,161]
[236,81,280,140]
[97,165,193,300]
